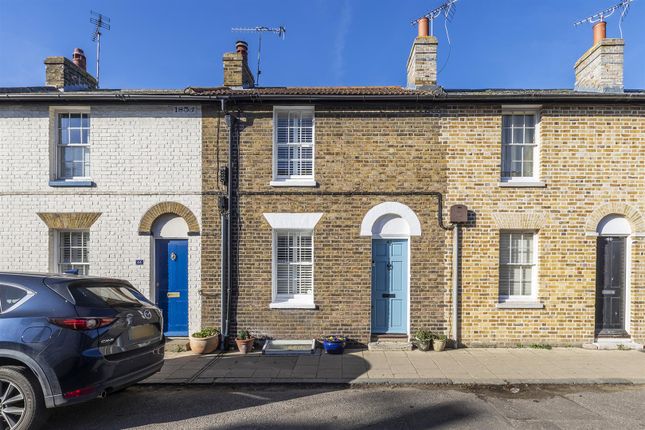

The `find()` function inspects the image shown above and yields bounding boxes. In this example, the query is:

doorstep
[583,338,644,350]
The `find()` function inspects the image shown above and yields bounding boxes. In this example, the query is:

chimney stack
[574,22,624,93]
[223,40,255,88]
[44,48,97,90]
[406,18,439,89]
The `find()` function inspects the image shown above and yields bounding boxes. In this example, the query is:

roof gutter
[1,92,643,103]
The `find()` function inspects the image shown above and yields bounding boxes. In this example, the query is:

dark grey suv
[0,272,165,430]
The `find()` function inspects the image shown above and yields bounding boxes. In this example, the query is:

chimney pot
[593,21,607,45]
[72,48,87,71]
[236,40,248,57]
[418,17,430,38]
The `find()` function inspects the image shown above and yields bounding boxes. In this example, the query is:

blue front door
[371,239,408,334]
[156,239,189,336]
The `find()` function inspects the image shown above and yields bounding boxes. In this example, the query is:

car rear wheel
[0,366,46,430]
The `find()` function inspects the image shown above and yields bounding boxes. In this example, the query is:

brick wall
[0,103,204,333]
[444,103,645,346]
[205,100,645,347]
[201,103,450,344]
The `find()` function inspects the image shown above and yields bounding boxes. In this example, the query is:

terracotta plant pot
[236,338,255,354]
[189,334,220,354]
[433,339,446,352]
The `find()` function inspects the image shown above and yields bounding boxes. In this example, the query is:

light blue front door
[156,239,189,337]
[371,239,408,334]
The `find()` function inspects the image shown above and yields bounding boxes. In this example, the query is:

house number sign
[174,106,196,113]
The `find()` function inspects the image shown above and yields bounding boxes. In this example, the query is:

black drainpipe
[220,110,237,350]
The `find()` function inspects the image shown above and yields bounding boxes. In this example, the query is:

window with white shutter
[501,110,540,182]
[58,231,90,275]
[271,230,315,308]
[499,231,537,301]
[272,107,315,186]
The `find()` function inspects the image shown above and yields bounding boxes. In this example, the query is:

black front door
[595,236,627,337]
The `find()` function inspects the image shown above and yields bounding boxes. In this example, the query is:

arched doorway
[596,214,632,338]
[152,214,190,337]
[361,202,421,336]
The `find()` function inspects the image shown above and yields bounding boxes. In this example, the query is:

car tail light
[49,317,116,330]
[63,386,96,399]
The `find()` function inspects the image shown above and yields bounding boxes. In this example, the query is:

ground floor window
[58,231,90,275]
[272,230,314,307]
[499,231,536,301]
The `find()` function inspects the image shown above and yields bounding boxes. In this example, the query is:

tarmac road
[47,384,645,429]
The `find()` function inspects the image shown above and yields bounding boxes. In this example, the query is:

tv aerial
[231,26,286,86]
[90,11,110,87]
[412,0,458,37]
[411,0,459,74]
[574,0,635,38]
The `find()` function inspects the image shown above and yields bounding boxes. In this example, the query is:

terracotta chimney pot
[593,21,607,45]
[72,48,87,71]
[418,17,430,38]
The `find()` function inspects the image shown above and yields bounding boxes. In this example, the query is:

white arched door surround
[360,202,421,239]
[361,202,421,338]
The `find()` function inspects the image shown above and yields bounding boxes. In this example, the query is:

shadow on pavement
[47,385,479,430]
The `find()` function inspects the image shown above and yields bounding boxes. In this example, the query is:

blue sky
[0,0,643,90]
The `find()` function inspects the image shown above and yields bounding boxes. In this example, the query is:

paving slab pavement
[142,347,645,386]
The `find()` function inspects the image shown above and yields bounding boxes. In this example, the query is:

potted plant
[412,329,433,351]
[432,334,448,352]
[321,335,347,354]
[189,327,220,354]
[235,329,255,353]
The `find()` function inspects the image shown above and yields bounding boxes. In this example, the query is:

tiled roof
[185,86,444,96]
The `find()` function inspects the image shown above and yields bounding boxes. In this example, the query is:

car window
[0,285,30,313]
[70,284,146,308]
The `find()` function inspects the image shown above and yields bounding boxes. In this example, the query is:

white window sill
[269,301,316,309]
[270,179,317,187]
[496,301,544,309]
[49,179,94,188]
[498,181,546,188]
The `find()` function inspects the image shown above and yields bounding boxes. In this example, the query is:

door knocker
[170,252,177,261]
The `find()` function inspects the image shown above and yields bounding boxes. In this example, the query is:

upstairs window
[272,230,314,307]
[501,111,539,182]
[272,107,315,186]
[58,231,90,275]
[57,112,90,180]
[499,231,537,301]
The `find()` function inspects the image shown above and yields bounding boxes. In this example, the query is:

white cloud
[332,1,352,83]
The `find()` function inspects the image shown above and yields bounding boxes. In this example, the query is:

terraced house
[1,19,644,349]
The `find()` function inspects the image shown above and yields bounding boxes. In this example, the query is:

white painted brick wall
[0,103,204,333]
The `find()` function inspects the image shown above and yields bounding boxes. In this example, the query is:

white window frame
[500,106,541,184]
[498,230,538,303]
[270,106,316,187]
[54,108,92,181]
[270,229,315,309]
[55,230,90,275]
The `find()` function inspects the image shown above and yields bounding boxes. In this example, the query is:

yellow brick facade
[201,100,645,347]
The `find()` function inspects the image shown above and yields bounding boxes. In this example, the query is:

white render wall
[0,103,203,334]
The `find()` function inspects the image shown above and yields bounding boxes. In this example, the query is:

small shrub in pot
[412,329,433,351]
[235,329,255,354]
[189,327,221,354]
[432,334,448,352]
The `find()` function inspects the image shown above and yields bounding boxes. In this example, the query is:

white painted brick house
[0,51,204,335]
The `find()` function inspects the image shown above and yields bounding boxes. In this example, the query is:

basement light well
[262,339,317,356]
